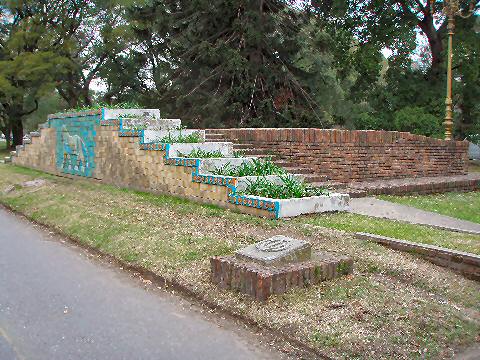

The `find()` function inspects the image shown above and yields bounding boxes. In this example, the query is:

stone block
[212,236,353,301]
[235,235,311,266]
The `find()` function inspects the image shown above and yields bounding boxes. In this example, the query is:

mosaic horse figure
[61,125,88,170]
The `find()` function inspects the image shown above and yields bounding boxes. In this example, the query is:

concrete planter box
[235,175,305,192]
[103,109,161,120]
[198,157,258,174]
[142,129,205,143]
[229,192,350,218]
[276,193,349,217]
[121,118,181,131]
[167,142,233,158]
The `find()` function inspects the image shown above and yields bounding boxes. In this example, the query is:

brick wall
[208,128,469,183]
[13,122,274,219]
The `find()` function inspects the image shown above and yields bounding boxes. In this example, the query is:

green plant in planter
[178,149,224,158]
[65,102,141,112]
[233,150,246,158]
[211,159,286,177]
[130,124,148,131]
[240,175,329,199]
[158,130,203,144]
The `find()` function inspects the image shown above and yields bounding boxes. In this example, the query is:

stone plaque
[235,235,312,266]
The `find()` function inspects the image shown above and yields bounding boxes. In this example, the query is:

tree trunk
[419,15,445,77]
[0,124,11,149]
[11,120,24,147]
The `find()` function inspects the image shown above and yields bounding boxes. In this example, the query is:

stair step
[274,160,297,167]
[301,174,329,183]
[4,156,11,163]
[10,151,17,156]
[249,154,276,159]
[232,143,256,149]
[282,167,314,174]
[30,131,41,137]
[309,181,344,188]
[23,139,32,144]
[240,149,270,155]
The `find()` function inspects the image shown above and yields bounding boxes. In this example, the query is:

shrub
[212,159,286,177]
[178,149,224,158]
[240,175,329,199]
[158,131,203,143]
[353,112,383,130]
[393,106,443,137]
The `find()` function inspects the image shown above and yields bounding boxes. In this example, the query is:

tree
[313,0,480,138]
[0,1,75,146]
[111,0,352,128]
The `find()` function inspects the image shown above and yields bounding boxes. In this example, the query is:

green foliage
[24,92,68,132]
[65,102,141,112]
[241,175,329,199]
[353,112,383,130]
[158,131,203,144]
[177,149,224,158]
[393,106,443,138]
[211,159,286,177]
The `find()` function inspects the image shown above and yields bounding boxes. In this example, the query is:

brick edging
[355,232,480,281]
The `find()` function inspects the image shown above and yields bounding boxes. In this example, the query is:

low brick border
[343,174,480,198]
[211,253,353,301]
[355,232,480,281]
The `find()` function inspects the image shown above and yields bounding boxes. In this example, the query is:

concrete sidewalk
[348,197,480,235]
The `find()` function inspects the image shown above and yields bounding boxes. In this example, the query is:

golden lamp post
[429,0,476,140]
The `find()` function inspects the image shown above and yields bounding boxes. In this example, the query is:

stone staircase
[205,131,480,197]
[205,132,329,186]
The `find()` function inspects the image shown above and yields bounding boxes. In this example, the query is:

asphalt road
[0,208,285,360]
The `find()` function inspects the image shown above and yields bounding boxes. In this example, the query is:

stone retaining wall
[355,232,480,280]
[208,129,469,183]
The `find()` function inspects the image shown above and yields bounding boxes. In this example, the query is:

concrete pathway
[348,197,480,235]
[0,208,287,360]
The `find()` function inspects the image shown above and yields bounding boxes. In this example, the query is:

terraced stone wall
[12,112,276,218]
[208,128,469,183]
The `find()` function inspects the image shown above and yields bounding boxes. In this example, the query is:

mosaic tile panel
[50,115,100,177]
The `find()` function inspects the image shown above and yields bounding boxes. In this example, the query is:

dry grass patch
[0,164,479,359]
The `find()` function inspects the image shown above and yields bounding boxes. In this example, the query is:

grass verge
[0,164,479,359]
[295,212,480,255]
[378,191,480,225]
[0,140,9,158]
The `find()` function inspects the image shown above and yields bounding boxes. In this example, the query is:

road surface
[0,208,286,360]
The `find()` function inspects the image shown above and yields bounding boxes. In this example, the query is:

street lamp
[429,0,476,140]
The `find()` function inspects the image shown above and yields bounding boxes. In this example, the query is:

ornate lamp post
[430,0,476,140]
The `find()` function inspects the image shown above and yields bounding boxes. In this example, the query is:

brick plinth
[210,252,353,301]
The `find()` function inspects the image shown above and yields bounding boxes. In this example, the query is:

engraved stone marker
[211,235,353,301]
[235,235,312,266]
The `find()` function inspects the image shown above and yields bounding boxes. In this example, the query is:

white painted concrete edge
[143,129,205,143]
[104,109,161,120]
[168,142,234,158]
[277,193,350,217]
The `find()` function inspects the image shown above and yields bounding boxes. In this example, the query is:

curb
[355,232,480,281]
